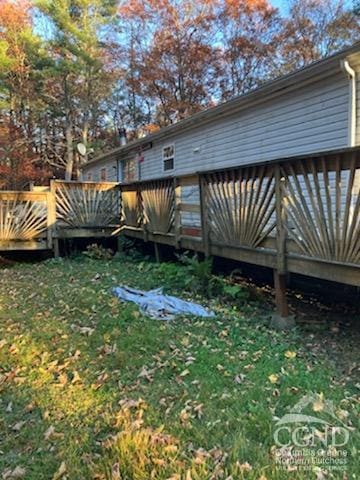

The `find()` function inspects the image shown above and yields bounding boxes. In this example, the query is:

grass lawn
[0,252,358,479]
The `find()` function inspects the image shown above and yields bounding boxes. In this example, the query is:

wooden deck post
[272,164,292,325]
[199,175,210,257]
[174,177,181,249]
[53,238,60,258]
[154,242,162,263]
[48,181,59,257]
[274,164,289,314]
[273,270,289,317]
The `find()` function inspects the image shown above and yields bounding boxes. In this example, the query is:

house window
[163,144,174,171]
[100,168,107,181]
[87,172,93,181]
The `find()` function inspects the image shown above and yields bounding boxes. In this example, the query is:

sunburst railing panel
[121,189,142,228]
[54,181,120,228]
[141,179,175,234]
[281,153,360,264]
[0,192,48,241]
[203,165,276,248]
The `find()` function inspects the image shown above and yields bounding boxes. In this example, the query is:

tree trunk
[65,118,73,181]
[82,118,89,163]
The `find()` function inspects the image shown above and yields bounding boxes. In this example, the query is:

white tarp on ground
[112,286,214,321]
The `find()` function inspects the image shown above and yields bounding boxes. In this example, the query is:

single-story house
[81,42,360,183]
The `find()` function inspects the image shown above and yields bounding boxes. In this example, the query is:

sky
[270,0,353,13]
[270,0,290,13]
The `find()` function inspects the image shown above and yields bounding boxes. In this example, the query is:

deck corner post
[154,242,162,263]
[48,181,58,255]
[272,269,295,330]
[199,175,210,257]
[174,177,181,249]
[275,163,287,274]
[273,269,289,317]
[53,238,60,258]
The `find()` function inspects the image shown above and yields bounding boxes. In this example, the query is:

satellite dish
[77,143,87,156]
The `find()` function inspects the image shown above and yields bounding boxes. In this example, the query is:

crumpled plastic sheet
[112,285,215,321]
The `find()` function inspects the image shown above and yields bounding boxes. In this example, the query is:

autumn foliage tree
[217,0,282,98]
[279,0,360,72]
[0,0,359,186]
[0,0,50,189]
[118,0,220,127]
[0,121,49,189]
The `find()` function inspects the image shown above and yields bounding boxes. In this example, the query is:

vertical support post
[154,242,161,263]
[274,164,289,317]
[273,270,289,317]
[199,175,210,257]
[117,184,122,227]
[48,181,59,257]
[174,177,181,249]
[116,184,123,252]
[275,164,287,275]
[53,238,60,258]
[138,185,148,242]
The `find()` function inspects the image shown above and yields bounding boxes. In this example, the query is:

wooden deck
[120,147,360,315]
[0,180,121,255]
[1,147,359,315]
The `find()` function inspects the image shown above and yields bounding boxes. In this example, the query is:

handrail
[120,148,360,290]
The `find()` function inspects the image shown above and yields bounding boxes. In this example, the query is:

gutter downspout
[341,59,356,147]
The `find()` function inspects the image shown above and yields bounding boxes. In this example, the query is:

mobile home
[82,43,360,183]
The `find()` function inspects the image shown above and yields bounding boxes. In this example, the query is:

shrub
[177,253,215,297]
[83,243,114,260]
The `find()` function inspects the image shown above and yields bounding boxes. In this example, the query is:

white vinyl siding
[138,72,349,180]
[84,160,117,182]
[354,59,360,146]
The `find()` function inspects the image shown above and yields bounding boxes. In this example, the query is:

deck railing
[0,190,53,250]
[0,180,121,251]
[52,180,121,228]
[120,148,360,291]
[0,148,359,301]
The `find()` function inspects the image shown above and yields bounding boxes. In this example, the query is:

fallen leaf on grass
[313,398,324,412]
[9,344,19,355]
[55,373,68,387]
[2,466,26,479]
[193,403,204,418]
[44,425,55,441]
[137,366,154,382]
[43,425,63,441]
[179,369,190,377]
[92,372,109,390]
[284,351,297,359]
[52,462,66,480]
[118,398,145,410]
[268,374,279,384]
[234,374,246,384]
[179,409,190,424]
[70,325,94,336]
[71,371,82,384]
[12,421,26,432]
[238,461,252,472]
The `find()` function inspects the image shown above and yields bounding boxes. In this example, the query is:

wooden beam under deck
[55,227,120,239]
[0,240,48,251]
[121,227,360,288]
